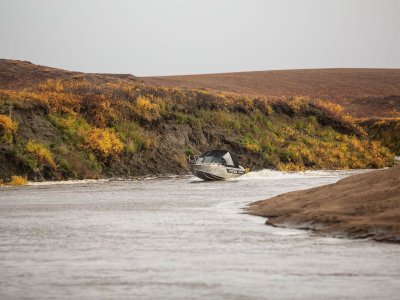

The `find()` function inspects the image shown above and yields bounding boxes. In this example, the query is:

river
[0,170,399,299]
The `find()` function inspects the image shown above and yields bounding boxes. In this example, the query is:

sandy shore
[246,165,400,243]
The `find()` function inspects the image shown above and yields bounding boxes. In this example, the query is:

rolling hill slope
[143,68,400,118]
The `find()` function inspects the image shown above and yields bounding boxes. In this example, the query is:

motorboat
[188,150,246,181]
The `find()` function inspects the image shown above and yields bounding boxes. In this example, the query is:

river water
[0,170,399,300]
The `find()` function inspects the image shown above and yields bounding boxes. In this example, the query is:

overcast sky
[0,0,399,76]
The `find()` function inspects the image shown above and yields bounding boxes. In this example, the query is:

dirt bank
[246,165,400,243]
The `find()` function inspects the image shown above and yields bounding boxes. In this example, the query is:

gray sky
[0,0,399,76]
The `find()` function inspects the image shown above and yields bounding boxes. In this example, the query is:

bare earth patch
[246,164,400,243]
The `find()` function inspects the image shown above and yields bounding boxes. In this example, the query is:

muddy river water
[0,170,399,299]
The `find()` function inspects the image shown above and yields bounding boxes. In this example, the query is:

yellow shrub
[82,128,123,158]
[9,175,28,186]
[46,92,81,116]
[0,114,18,134]
[244,142,261,153]
[39,79,64,93]
[54,114,77,129]
[133,96,160,122]
[315,99,344,114]
[26,141,57,169]
[0,89,48,108]
[288,97,308,112]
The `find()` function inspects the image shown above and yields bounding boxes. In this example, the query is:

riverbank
[246,165,400,243]
[0,59,396,181]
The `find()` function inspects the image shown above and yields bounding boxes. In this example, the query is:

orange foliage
[9,175,28,186]
[82,128,123,158]
[314,99,344,114]
[133,96,160,122]
[39,79,64,93]
[46,92,81,116]
[0,87,81,116]
[86,95,119,127]
[0,114,18,135]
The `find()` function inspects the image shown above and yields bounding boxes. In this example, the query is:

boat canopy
[200,150,239,168]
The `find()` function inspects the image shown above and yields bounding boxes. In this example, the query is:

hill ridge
[143,68,400,118]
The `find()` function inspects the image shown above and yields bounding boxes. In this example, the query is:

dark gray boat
[188,150,246,181]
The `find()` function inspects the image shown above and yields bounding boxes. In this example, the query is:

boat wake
[27,179,110,186]
[237,169,372,180]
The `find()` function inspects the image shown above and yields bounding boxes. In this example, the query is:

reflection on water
[0,170,399,300]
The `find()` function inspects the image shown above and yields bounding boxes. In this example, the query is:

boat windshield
[199,150,239,167]
[212,157,223,164]
[202,156,224,164]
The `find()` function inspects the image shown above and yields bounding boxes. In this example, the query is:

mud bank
[247,165,400,243]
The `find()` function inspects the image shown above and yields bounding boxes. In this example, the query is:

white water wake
[237,168,372,180]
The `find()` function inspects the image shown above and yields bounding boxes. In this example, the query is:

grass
[359,118,400,155]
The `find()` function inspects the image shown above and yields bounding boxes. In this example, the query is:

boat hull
[190,164,245,181]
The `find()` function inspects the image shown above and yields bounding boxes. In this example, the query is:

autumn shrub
[9,175,28,186]
[44,92,81,116]
[0,114,17,133]
[0,85,81,116]
[49,113,77,131]
[0,175,28,186]
[360,118,400,155]
[39,79,64,93]
[254,98,273,115]
[84,95,119,127]
[133,96,160,122]
[312,99,365,136]
[0,114,18,143]
[243,137,261,153]
[113,121,157,154]
[62,78,91,94]
[314,99,343,115]
[82,128,123,158]
[288,97,309,113]
[26,140,57,169]
[0,89,47,109]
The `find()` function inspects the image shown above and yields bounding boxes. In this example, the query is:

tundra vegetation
[359,118,400,155]
[0,77,395,181]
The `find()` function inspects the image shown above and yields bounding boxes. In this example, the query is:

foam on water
[237,168,372,180]
[27,179,109,186]
[25,169,374,186]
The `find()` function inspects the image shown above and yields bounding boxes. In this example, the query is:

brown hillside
[2,60,400,118]
[143,69,400,118]
[0,59,137,89]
